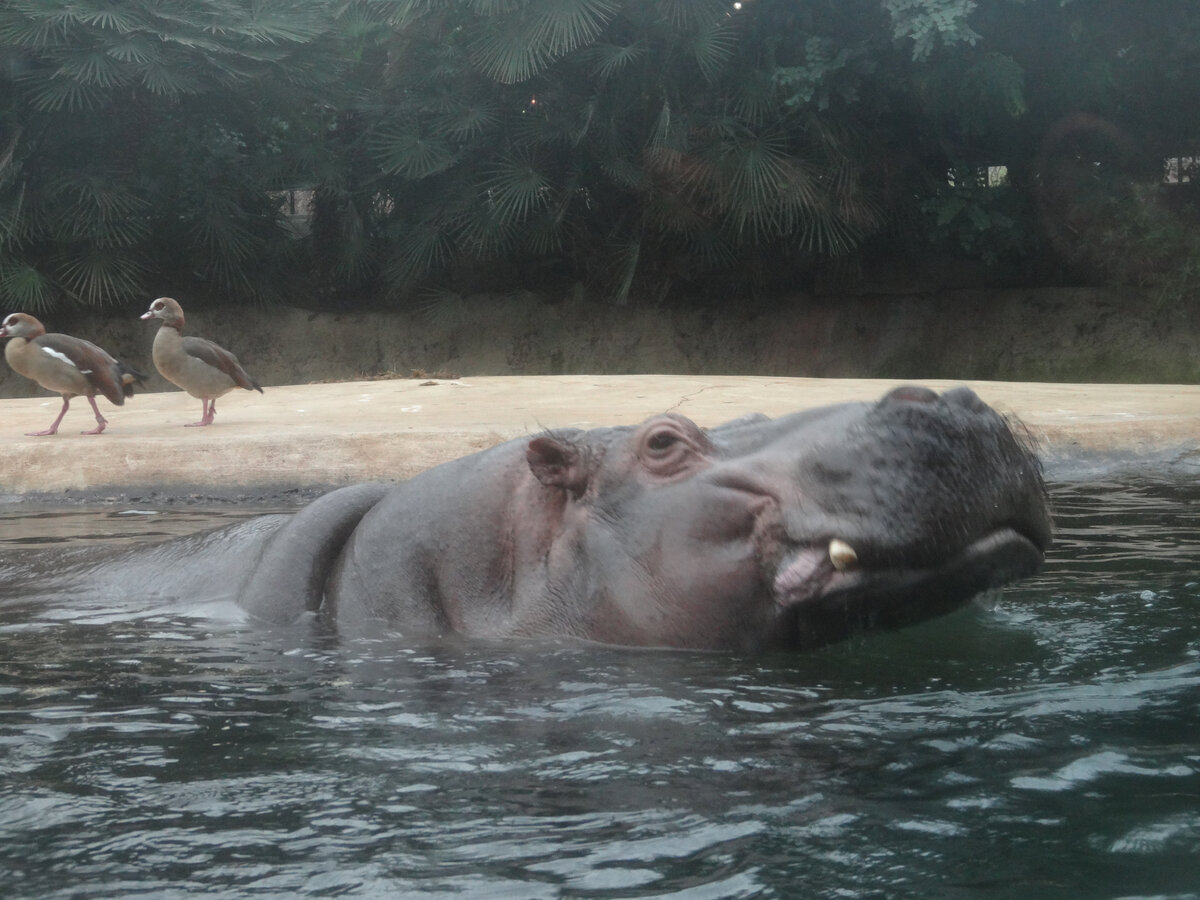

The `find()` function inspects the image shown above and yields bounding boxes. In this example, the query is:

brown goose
[141,297,263,427]
[0,312,146,436]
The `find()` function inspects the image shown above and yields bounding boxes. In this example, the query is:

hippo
[4,386,1051,652]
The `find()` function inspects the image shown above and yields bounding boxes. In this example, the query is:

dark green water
[0,480,1197,899]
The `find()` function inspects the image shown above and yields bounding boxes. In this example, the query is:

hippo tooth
[828,539,858,571]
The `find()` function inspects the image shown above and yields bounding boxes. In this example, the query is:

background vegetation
[2,0,1199,314]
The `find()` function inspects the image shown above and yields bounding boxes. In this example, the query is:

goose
[0,312,146,436]
[141,297,263,427]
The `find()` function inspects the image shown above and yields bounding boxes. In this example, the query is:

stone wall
[1,288,1196,398]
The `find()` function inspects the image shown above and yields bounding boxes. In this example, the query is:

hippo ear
[527,436,589,495]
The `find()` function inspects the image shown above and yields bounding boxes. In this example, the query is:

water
[0,480,1197,898]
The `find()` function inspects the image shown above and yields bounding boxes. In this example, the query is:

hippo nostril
[882,385,939,405]
[942,385,989,413]
[828,539,858,571]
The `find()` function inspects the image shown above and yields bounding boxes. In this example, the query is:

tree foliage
[2,0,1199,312]
[0,0,338,310]
[340,0,884,305]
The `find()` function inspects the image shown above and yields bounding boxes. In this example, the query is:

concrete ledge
[0,376,1196,498]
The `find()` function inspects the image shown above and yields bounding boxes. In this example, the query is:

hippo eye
[636,416,711,479]
[646,430,679,452]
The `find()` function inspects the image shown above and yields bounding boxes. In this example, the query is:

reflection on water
[0,480,1197,898]
[0,504,287,549]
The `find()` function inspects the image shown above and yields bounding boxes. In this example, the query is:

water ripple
[0,479,1197,897]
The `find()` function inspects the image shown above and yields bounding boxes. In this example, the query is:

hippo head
[522,386,1051,651]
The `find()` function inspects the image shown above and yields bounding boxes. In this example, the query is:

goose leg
[27,397,70,436]
[81,396,108,435]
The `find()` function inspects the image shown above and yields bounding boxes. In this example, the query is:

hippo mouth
[771,528,1045,650]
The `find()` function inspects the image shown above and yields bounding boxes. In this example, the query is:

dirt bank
[0,376,1195,502]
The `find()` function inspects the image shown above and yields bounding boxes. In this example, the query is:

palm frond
[0,129,18,174]
[469,0,619,84]
[0,7,70,48]
[688,128,825,241]
[600,156,644,190]
[103,34,157,64]
[25,75,107,111]
[677,228,735,270]
[55,246,146,306]
[480,154,552,223]
[469,23,550,84]
[418,286,471,329]
[585,40,645,80]
[469,1,537,18]
[371,126,462,179]
[52,48,131,88]
[151,0,325,46]
[430,101,501,141]
[46,174,149,247]
[378,0,448,30]
[647,0,729,32]
[384,220,458,284]
[793,208,861,255]
[525,0,619,61]
[643,187,709,238]
[648,99,674,150]
[71,7,142,33]
[524,213,565,255]
[0,133,24,249]
[731,68,779,127]
[643,100,692,180]
[605,235,641,306]
[328,7,377,51]
[0,183,28,249]
[137,60,205,95]
[523,168,579,254]
[190,196,263,264]
[332,231,377,283]
[0,256,57,313]
[689,19,736,82]
[455,199,523,257]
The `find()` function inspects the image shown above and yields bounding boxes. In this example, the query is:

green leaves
[48,174,149,248]
[0,258,55,313]
[585,40,645,81]
[56,245,146,306]
[344,0,887,303]
[687,16,736,82]
[0,0,339,309]
[12,0,1182,313]
[469,0,620,83]
[480,154,552,223]
[372,127,463,178]
[884,0,981,61]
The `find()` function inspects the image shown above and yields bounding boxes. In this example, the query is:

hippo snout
[878,383,991,414]
[736,387,1050,648]
[772,525,1047,650]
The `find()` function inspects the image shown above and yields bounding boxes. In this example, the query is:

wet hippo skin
[10,386,1052,652]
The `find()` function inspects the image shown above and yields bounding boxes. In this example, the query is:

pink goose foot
[26,398,69,437]
[80,397,108,434]
[185,399,217,427]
